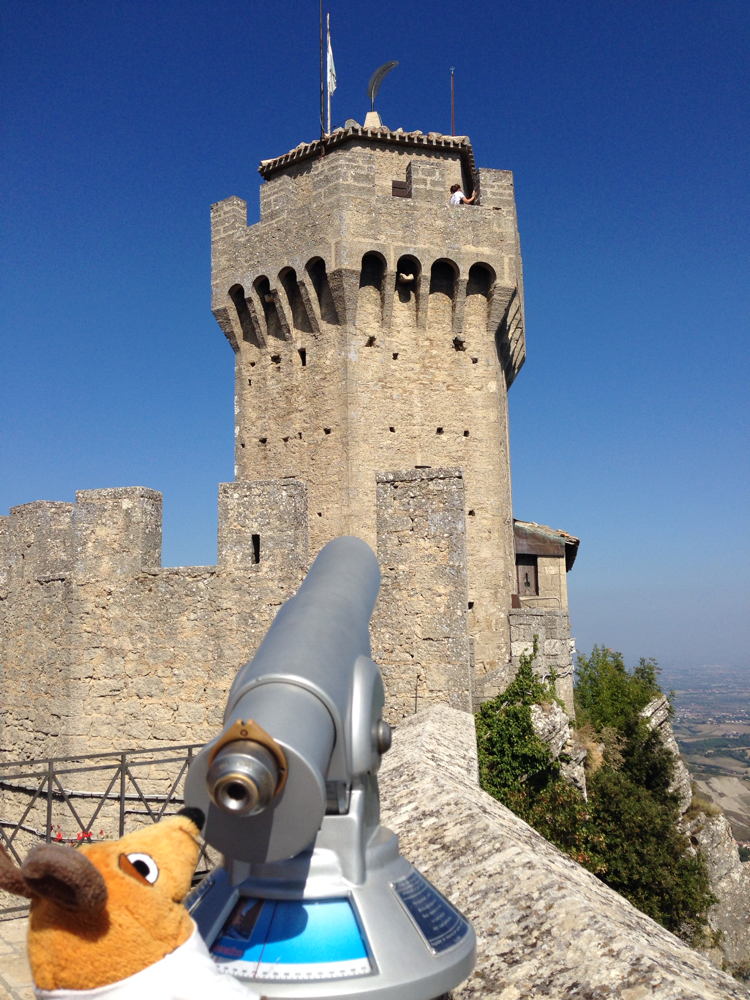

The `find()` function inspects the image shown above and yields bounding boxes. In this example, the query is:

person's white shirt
[33,924,260,1000]
[449,190,464,205]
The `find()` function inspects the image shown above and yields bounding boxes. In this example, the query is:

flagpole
[319,0,325,140]
[327,13,331,136]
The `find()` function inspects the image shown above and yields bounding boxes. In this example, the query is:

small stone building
[0,121,580,759]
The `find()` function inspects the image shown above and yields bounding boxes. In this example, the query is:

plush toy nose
[177,807,205,831]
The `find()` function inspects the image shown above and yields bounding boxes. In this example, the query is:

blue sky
[1,1,748,673]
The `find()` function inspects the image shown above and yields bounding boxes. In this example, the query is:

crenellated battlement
[0,483,310,761]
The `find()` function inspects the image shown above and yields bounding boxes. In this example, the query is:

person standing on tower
[449,183,476,205]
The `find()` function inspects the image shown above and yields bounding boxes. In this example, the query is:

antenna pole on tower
[450,67,455,135]
[319,1,325,140]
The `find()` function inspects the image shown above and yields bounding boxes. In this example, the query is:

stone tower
[210,123,529,715]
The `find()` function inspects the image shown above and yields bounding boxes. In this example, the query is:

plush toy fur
[0,807,208,991]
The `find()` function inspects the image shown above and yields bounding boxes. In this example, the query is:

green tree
[588,768,713,939]
[575,645,662,730]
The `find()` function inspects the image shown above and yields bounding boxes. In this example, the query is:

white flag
[327,31,337,95]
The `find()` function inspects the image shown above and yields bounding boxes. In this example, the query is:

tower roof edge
[258,126,477,182]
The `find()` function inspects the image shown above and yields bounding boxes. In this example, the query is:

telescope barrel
[223,535,380,724]
[185,536,382,863]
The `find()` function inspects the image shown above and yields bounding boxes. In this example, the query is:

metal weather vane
[367,61,399,112]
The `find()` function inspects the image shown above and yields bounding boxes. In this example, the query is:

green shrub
[588,767,713,939]
[476,638,557,802]
[476,641,715,942]
[476,638,605,872]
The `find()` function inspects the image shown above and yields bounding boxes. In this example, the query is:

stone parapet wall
[379,705,750,1000]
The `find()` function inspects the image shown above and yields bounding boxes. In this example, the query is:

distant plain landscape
[661,664,750,842]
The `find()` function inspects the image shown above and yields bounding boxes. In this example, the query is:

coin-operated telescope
[185,536,475,999]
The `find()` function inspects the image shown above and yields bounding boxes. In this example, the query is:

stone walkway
[0,918,33,1000]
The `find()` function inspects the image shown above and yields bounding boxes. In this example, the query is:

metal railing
[0,744,205,919]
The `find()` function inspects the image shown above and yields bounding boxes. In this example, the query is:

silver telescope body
[185,535,385,864]
[185,536,475,999]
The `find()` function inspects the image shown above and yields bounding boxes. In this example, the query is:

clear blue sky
[1,1,748,673]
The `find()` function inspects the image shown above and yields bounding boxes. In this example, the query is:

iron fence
[0,744,207,919]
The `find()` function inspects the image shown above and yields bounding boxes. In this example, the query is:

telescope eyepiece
[207,740,279,816]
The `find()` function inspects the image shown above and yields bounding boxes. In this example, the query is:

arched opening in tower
[305,258,339,326]
[279,267,313,335]
[253,276,285,341]
[228,284,262,348]
[464,263,495,345]
[393,254,421,332]
[358,252,386,338]
[428,259,458,333]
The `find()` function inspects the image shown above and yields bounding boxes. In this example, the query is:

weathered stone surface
[640,696,750,973]
[379,705,749,999]
[684,810,750,974]
[530,700,569,759]
[371,469,472,722]
[529,693,588,798]
[501,608,575,715]
[0,484,307,761]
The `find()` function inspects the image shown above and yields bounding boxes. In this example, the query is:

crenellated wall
[0,483,308,761]
[0,470,477,758]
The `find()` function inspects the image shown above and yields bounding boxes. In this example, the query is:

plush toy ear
[22,844,108,912]
[0,842,34,899]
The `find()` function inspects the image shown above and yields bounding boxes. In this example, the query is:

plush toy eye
[124,853,159,884]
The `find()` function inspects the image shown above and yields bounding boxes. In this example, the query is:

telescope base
[188,834,475,1000]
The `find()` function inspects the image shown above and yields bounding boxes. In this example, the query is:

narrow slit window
[299,348,307,367]
[252,534,260,565]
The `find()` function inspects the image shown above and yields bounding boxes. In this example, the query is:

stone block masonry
[371,469,472,722]
[0,484,307,761]
[1,471,477,758]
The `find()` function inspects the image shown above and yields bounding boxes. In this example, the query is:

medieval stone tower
[0,122,577,763]
[211,124,534,717]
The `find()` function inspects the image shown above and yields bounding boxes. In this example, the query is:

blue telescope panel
[211,897,371,981]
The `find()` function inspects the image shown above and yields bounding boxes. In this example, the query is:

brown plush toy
[0,807,259,999]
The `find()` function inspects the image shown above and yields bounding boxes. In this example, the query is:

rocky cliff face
[379,705,749,999]
[641,696,750,977]
[641,696,693,814]
[529,699,587,797]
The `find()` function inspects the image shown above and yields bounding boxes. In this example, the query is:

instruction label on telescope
[391,871,469,955]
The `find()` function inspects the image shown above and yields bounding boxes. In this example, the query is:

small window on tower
[516,554,538,596]
[392,180,409,198]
